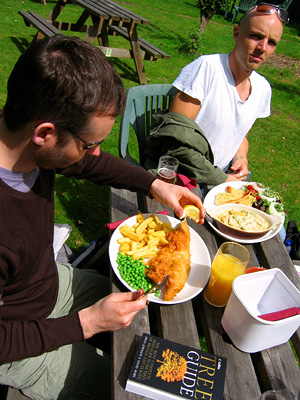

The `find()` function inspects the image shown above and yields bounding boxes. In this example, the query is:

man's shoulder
[179,53,227,79]
[251,71,271,90]
[192,53,226,67]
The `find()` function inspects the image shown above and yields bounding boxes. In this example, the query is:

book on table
[126,333,227,400]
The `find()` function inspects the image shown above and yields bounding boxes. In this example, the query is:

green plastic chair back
[231,0,292,23]
[119,84,177,167]
[281,0,293,10]
[232,0,257,23]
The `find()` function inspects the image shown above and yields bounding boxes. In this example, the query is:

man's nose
[87,146,101,156]
[257,38,268,51]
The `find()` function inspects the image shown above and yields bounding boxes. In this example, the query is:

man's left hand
[230,158,248,181]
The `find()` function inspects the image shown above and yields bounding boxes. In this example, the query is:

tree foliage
[197,0,230,35]
[181,0,229,55]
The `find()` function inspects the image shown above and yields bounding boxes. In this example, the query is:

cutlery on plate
[137,274,170,300]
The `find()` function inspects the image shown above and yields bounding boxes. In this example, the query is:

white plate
[203,182,285,244]
[109,213,211,304]
[294,264,300,280]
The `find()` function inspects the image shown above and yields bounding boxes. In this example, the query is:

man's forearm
[232,136,249,163]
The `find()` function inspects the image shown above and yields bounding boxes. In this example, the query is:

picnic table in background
[19,0,170,85]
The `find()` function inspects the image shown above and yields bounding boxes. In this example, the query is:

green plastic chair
[281,0,293,10]
[231,0,292,23]
[119,84,177,167]
[231,0,257,23]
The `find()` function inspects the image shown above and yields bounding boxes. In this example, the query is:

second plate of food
[204,182,284,243]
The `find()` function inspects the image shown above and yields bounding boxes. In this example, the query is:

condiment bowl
[205,204,283,240]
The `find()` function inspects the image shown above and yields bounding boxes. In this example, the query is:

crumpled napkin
[105,210,169,230]
[176,174,197,190]
[258,307,300,321]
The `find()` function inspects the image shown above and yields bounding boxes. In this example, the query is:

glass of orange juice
[204,242,250,307]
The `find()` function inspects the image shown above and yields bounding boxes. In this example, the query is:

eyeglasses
[74,134,105,150]
[243,3,289,25]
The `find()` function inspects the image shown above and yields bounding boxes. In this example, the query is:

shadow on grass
[55,175,110,250]
[270,78,300,99]
[10,36,32,55]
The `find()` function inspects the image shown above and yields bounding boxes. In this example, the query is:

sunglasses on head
[243,3,289,24]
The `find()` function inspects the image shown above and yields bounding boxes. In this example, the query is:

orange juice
[204,253,246,307]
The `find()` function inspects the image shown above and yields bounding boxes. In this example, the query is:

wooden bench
[75,0,150,25]
[19,0,169,84]
[109,25,170,61]
[18,11,61,40]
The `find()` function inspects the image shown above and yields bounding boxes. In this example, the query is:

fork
[137,274,170,299]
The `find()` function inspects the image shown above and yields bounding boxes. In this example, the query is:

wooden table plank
[258,234,300,288]
[158,302,201,349]
[110,188,150,400]
[198,294,262,400]
[74,0,130,22]
[189,222,262,400]
[97,0,151,24]
[253,344,300,397]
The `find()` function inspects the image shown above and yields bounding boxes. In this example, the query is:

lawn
[0,0,300,251]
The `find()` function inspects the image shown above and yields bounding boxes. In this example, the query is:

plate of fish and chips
[109,213,211,304]
[204,182,284,244]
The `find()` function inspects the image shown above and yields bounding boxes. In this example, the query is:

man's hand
[230,157,248,181]
[78,290,147,339]
[226,174,241,182]
[149,179,205,224]
[230,135,249,180]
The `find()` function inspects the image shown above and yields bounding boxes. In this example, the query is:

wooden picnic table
[110,185,300,400]
[19,0,170,85]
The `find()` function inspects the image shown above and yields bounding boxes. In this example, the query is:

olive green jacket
[143,111,227,186]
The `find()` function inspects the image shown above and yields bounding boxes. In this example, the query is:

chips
[117,213,174,260]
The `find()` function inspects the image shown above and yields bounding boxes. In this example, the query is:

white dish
[294,264,300,280]
[109,213,211,304]
[203,182,285,244]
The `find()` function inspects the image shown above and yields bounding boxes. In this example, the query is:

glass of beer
[157,155,179,184]
[204,242,250,307]
[260,389,295,399]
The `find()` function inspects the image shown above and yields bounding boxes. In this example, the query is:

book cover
[126,333,227,400]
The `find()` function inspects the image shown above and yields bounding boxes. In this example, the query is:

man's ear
[32,123,57,146]
[233,24,239,41]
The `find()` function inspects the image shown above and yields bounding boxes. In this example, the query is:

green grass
[1,1,300,250]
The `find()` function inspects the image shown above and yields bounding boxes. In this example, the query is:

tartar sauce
[215,210,269,232]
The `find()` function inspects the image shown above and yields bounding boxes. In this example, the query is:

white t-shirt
[173,53,271,170]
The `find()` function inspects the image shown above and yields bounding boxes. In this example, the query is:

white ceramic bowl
[206,204,283,240]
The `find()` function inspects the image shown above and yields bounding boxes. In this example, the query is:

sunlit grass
[0,0,299,250]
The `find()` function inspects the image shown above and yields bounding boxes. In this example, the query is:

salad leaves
[242,182,286,217]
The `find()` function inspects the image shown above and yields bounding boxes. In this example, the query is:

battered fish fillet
[146,219,191,301]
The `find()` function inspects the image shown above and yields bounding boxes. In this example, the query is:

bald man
[170,3,286,182]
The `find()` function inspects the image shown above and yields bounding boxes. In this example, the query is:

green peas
[117,253,153,291]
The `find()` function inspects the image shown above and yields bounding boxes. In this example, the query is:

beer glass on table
[157,155,179,184]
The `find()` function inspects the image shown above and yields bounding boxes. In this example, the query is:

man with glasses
[0,35,204,399]
[146,3,286,186]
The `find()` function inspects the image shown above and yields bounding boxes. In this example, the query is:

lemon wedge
[181,205,201,223]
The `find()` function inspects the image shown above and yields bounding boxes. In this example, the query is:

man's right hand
[78,290,147,339]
